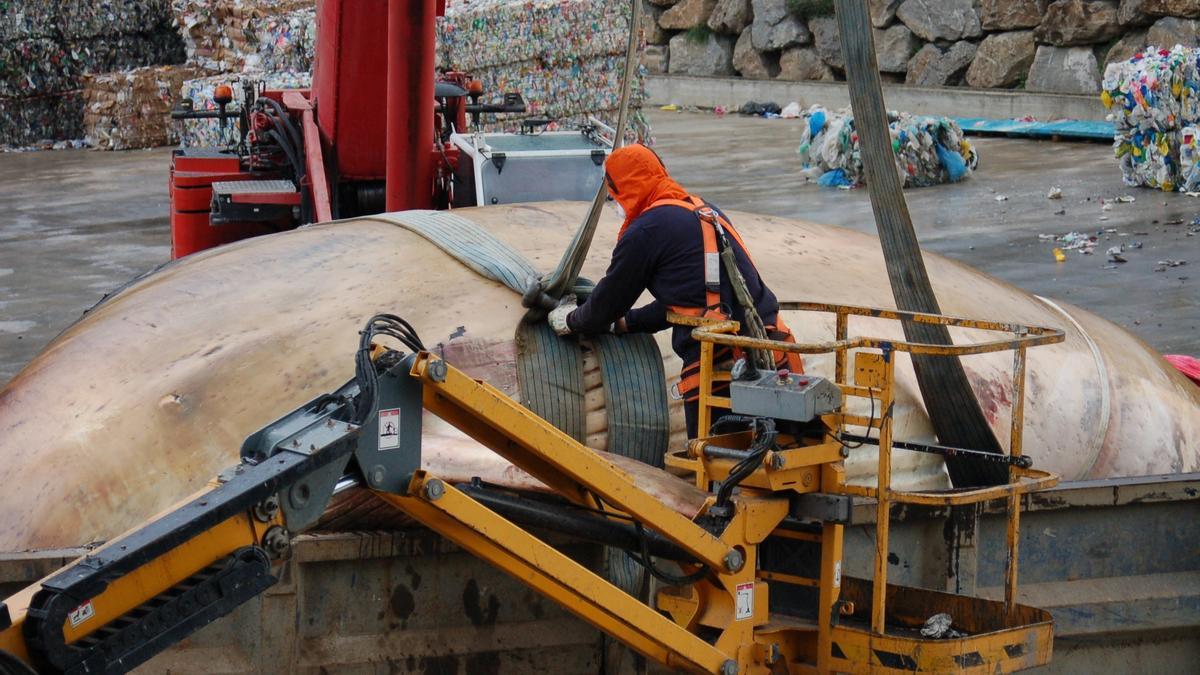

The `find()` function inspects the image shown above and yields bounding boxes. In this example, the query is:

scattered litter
[1102,202,1114,211]
[1107,246,1128,263]
[740,101,782,117]
[1049,231,1098,255]
[794,104,977,189]
[920,613,965,639]
[780,101,802,119]
[1047,186,1063,199]
[659,104,679,112]
[1157,259,1187,267]
[994,194,1008,202]
[1053,248,1066,263]
[1115,195,1136,203]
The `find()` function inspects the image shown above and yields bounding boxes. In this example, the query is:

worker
[548,143,802,438]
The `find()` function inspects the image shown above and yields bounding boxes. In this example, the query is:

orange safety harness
[647,196,804,402]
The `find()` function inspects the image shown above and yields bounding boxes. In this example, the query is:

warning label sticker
[69,600,95,628]
[735,582,754,620]
[378,408,400,450]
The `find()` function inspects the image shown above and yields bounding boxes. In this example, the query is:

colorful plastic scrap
[1103,45,1200,191]
[794,104,977,189]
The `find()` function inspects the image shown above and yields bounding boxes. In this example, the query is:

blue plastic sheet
[936,144,967,182]
[817,168,850,187]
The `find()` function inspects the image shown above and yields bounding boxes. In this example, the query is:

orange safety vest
[647,196,804,401]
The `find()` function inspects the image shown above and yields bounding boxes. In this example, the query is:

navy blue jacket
[566,203,780,365]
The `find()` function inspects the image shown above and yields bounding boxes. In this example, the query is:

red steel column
[386,0,437,212]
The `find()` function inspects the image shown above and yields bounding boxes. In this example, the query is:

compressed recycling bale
[436,0,633,71]
[1114,128,1180,191]
[794,104,978,188]
[83,65,202,150]
[0,0,175,42]
[437,0,647,135]
[0,92,85,147]
[1102,45,1200,189]
[172,0,314,73]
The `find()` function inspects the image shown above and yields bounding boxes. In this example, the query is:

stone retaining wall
[641,0,1200,95]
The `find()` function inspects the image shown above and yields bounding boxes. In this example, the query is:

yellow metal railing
[672,301,1064,636]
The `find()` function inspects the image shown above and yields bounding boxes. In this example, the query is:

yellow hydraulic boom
[0,307,1062,674]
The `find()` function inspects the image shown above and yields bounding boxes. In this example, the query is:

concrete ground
[0,111,1197,386]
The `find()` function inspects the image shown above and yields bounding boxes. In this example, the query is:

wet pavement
[1,111,1198,386]
[0,148,172,384]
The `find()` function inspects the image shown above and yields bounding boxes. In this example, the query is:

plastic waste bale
[794,104,977,189]
[171,0,314,73]
[1180,126,1200,192]
[1102,45,1200,190]
[1114,129,1179,191]
[436,0,647,137]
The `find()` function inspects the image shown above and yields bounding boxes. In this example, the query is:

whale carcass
[0,201,1197,552]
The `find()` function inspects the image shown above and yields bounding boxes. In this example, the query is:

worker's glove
[547,294,578,336]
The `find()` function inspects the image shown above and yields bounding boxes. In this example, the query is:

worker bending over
[549,143,801,438]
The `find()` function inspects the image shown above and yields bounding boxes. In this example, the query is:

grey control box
[730,371,841,422]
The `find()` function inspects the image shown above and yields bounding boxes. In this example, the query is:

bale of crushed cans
[1102,45,1200,192]
[794,105,977,189]
[0,0,185,148]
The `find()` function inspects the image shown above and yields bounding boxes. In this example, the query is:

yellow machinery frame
[665,301,1063,672]
[384,301,1065,673]
[0,302,1065,674]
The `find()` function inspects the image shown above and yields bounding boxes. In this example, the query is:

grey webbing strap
[373,210,667,467]
[535,0,643,304]
[515,320,587,442]
[369,210,539,294]
[593,333,669,468]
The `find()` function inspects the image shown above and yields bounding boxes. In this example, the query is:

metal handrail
[674,301,1064,633]
[679,302,1065,357]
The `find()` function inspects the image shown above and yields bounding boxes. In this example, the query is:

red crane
[168,0,604,259]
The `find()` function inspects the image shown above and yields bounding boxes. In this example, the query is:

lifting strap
[528,0,644,314]
[371,209,669,456]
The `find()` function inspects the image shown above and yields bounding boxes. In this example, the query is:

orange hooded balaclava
[605,144,690,239]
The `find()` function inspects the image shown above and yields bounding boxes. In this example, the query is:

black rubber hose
[259,96,303,156]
